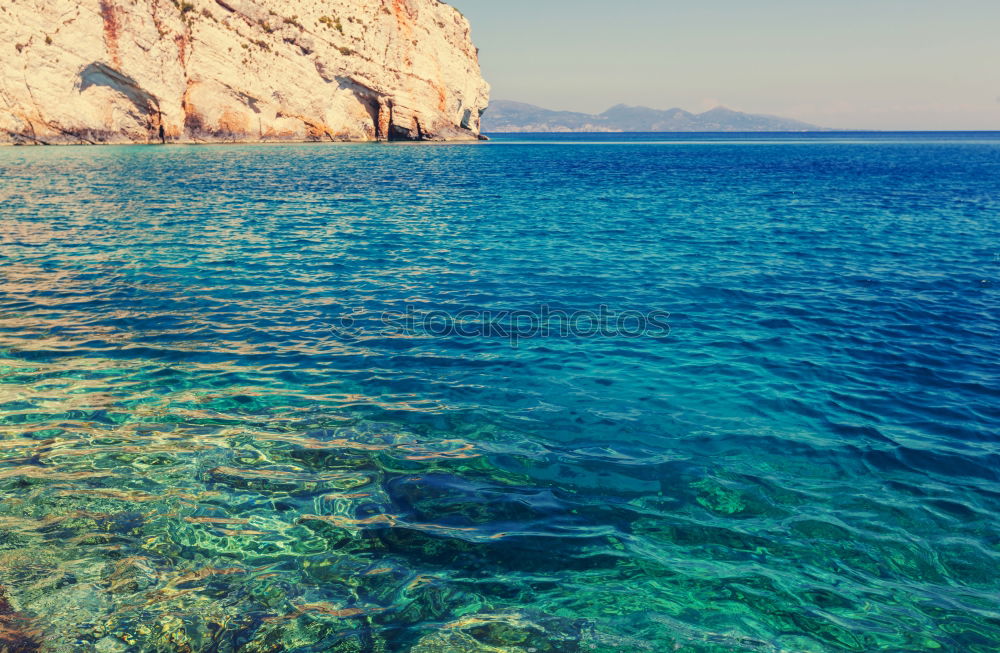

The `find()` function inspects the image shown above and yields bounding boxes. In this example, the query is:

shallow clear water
[0,134,998,652]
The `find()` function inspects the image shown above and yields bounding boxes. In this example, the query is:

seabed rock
[0,585,42,653]
[411,612,596,653]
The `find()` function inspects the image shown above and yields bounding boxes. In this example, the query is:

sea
[0,132,998,652]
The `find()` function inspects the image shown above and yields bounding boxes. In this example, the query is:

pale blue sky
[452,0,1000,130]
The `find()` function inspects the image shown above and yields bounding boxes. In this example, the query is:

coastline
[7,131,998,147]
[0,135,489,147]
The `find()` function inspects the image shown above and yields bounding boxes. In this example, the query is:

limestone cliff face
[0,0,489,144]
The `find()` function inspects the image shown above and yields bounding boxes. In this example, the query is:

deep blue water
[0,134,998,652]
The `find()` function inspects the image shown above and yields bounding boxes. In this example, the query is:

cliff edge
[0,0,490,144]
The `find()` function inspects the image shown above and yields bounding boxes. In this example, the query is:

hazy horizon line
[487,99,1000,132]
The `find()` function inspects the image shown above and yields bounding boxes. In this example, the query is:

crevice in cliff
[332,75,389,141]
[20,57,54,143]
[42,122,97,145]
[2,127,49,146]
[380,99,393,141]
[177,14,195,142]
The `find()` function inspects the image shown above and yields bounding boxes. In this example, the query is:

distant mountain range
[482,100,827,133]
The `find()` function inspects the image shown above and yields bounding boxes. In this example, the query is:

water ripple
[0,139,998,651]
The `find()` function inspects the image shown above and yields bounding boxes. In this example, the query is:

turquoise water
[0,134,998,652]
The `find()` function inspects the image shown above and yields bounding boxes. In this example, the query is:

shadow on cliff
[78,62,164,143]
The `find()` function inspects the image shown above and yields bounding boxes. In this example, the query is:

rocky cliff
[0,0,489,144]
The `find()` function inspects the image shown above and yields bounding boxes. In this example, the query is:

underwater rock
[410,612,595,653]
[0,585,42,653]
[691,478,748,515]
